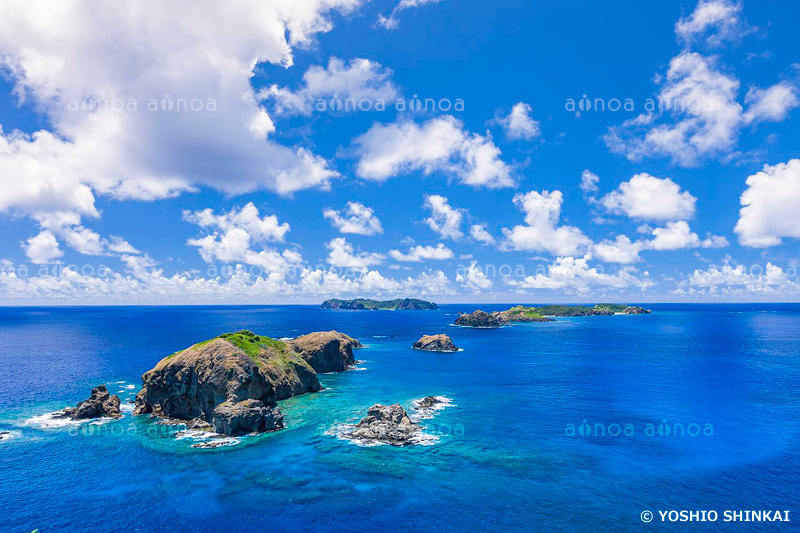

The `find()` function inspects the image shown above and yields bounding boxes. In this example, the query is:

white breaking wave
[410,395,454,421]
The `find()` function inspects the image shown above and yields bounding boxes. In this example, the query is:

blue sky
[0,0,799,304]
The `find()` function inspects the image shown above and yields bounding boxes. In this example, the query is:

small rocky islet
[413,334,458,352]
[53,384,123,421]
[455,304,652,328]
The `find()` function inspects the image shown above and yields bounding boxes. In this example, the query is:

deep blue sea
[1,304,799,532]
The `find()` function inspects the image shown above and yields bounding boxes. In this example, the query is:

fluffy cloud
[649,221,727,250]
[498,102,541,141]
[325,237,384,268]
[323,202,383,236]
[22,230,64,264]
[502,190,591,256]
[605,53,749,166]
[504,255,653,293]
[675,0,747,47]
[456,261,493,291]
[389,243,454,262]
[424,195,463,239]
[264,58,399,116]
[470,224,495,245]
[351,116,513,188]
[742,82,800,125]
[735,159,800,247]
[601,173,697,221]
[378,0,441,29]
[580,170,600,195]
[184,204,300,272]
[184,203,290,243]
[0,0,359,223]
[591,235,643,264]
[592,222,727,264]
[604,1,795,168]
[30,211,139,257]
[679,262,800,298]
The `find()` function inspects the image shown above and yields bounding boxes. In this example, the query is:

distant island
[321,298,438,310]
[456,304,651,327]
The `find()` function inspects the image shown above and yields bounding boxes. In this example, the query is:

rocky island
[344,403,422,446]
[456,304,652,327]
[134,329,361,436]
[54,384,123,420]
[321,298,438,310]
[454,309,506,328]
[413,334,458,352]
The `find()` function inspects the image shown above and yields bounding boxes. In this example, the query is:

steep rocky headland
[321,298,438,310]
[134,329,360,436]
[413,334,458,352]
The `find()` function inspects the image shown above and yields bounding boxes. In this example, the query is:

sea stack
[55,385,123,420]
[413,334,458,352]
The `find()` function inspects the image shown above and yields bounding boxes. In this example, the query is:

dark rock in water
[418,396,442,409]
[345,404,422,446]
[288,331,362,373]
[624,306,651,315]
[211,399,284,436]
[57,385,122,420]
[455,310,504,328]
[0,431,10,441]
[134,330,360,436]
[413,334,458,352]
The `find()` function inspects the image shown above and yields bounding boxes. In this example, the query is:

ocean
[1,304,798,531]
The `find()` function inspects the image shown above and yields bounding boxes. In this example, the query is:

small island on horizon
[321,298,438,310]
[456,304,652,327]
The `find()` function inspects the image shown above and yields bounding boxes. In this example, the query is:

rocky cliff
[134,329,359,436]
[288,330,361,373]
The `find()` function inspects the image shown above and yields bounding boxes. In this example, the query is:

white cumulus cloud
[323,202,383,236]
[502,190,591,256]
[424,195,463,239]
[601,173,697,221]
[389,243,454,262]
[499,102,541,141]
[326,237,384,268]
[735,159,800,247]
[351,116,514,189]
[0,0,360,225]
[263,57,399,116]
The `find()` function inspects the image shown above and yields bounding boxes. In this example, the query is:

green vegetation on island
[321,298,438,310]
[455,304,652,327]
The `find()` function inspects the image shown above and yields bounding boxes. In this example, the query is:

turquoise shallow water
[1,304,799,531]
